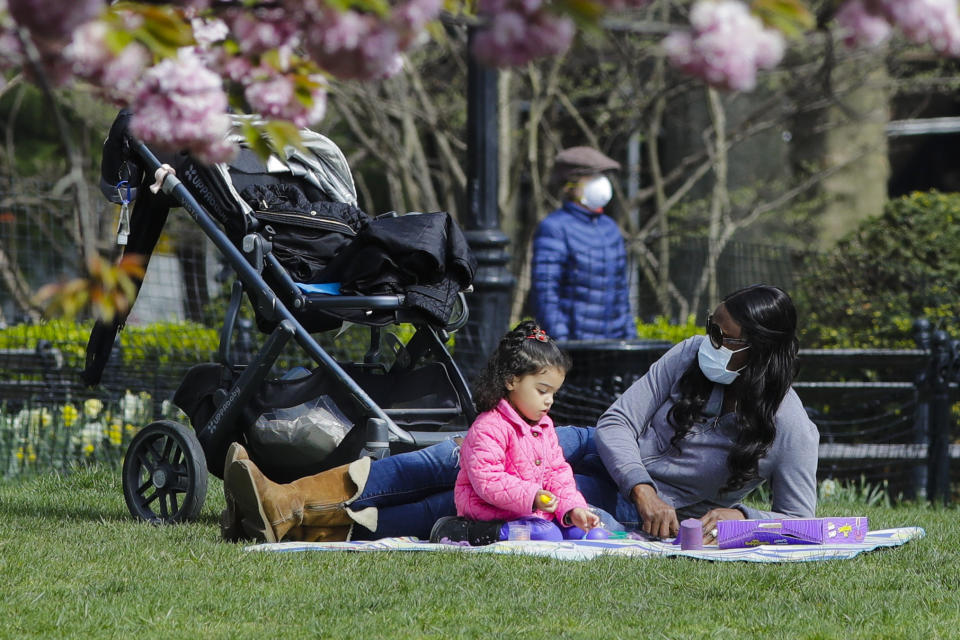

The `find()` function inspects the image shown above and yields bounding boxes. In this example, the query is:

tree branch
[17,28,97,264]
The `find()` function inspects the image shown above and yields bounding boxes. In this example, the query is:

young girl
[431,321,600,544]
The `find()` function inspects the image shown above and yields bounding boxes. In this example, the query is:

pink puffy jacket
[455,398,590,523]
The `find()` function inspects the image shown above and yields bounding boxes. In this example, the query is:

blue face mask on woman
[697,338,750,385]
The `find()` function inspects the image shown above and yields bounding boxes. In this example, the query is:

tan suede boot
[288,525,353,543]
[220,442,250,542]
[225,456,376,543]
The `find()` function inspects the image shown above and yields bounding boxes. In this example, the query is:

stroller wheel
[122,420,208,524]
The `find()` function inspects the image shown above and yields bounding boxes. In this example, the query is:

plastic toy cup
[508,522,532,541]
[678,518,704,550]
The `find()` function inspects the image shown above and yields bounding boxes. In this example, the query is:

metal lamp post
[454,30,515,382]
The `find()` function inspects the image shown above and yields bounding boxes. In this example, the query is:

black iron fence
[2,309,958,503]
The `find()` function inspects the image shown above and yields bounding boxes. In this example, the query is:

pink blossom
[835,0,892,48]
[754,25,787,68]
[472,1,576,67]
[102,43,152,101]
[302,9,403,80]
[837,0,960,57]
[294,0,441,80]
[663,0,785,92]
[8,0,104,41]
[130,49,235,163]
[874,0,960,56]
[191,16,229,48]
[243,72,327,127]
[394,0,444,33]
[662,31,695,67]
[222,55,255,83]
[65,21,112,76]
[311,10,366,55]
[525,12,576,56]
[486,11,528,50]
[225,9,299,56]
[66,21,151,103]
[358,28,403,78]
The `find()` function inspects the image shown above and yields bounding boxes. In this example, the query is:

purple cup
[678,518,704,550]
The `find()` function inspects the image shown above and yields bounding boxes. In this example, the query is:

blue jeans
[349,426,636,539]
[553,427,643,530]
[349,437,461,540]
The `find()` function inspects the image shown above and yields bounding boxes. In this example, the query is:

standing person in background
[530,146,636,341]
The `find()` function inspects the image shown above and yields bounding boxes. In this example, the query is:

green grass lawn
[0,467,956,640]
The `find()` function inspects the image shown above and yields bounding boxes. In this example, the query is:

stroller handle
[126,136,417,445]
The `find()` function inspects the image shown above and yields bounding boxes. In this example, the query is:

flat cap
[553,146,621,180]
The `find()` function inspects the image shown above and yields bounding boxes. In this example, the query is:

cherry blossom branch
[3,0,958,169]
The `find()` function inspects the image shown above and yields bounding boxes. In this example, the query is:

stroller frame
[109,126,476,524]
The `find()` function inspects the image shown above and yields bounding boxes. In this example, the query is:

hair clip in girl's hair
[526,329,549,342]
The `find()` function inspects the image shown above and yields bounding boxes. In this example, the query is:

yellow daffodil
[107,420,123,446]
[84,398,103,419]
[62,404,78,428]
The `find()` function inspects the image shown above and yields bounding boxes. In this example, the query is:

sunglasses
[706,315,749,350]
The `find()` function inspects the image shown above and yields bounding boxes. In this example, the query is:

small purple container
[678,518,704,550]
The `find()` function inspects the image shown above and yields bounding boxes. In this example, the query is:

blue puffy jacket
[530,201,636,340]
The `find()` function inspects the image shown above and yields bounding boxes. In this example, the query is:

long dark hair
[667,284,799,492]
[472,320,573,413]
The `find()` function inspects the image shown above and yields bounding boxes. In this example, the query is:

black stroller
[85,111,478,525]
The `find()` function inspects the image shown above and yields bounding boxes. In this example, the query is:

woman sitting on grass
[587,283,819,543]
[222,284,818,546]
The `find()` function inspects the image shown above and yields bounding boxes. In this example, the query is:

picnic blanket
[244,526,924,563]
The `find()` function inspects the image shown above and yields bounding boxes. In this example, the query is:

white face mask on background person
[579,175,612,211]
[697,337,749,384]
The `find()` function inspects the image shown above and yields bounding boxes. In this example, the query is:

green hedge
[0,319,430,371]
[0,320,94,366]
[0,319,220,368]
[794,190,960,348]
[636,314,700,343]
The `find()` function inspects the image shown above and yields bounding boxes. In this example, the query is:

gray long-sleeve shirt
[595,335,819,520]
